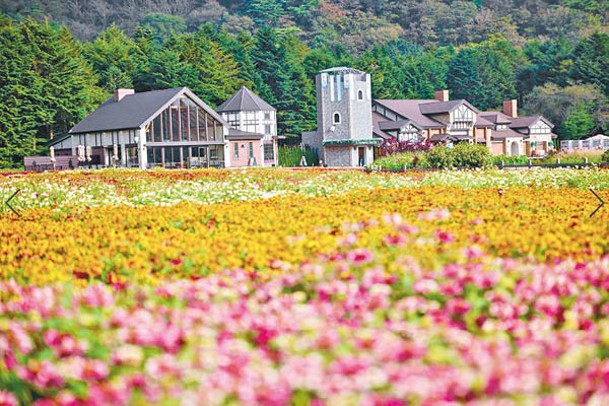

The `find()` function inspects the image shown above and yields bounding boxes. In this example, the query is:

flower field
[3,168,609,405]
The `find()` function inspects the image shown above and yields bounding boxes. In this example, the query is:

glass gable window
[147,96,224,143]
[180,99,189,141]
[170,102,180,141]
[189,100,198,142]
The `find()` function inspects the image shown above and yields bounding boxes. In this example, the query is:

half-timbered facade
[370,90,556,157]
[217,86,279,167]
[50,87,231,169]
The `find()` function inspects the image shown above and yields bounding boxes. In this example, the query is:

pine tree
[83,24,136,92]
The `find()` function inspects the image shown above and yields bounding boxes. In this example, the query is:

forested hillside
[1,0,608,167]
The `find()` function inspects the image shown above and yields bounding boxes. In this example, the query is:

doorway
[358,147,365,167]
[510,141,519,156]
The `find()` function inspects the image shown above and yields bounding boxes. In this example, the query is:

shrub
[370,152,420,171]
[379,137,432,157]
[278,146,319,167]
[492,155,529,166]
[451,143,493,168]
[426,146,456,169]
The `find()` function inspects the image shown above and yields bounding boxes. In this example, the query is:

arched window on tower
[333,112,341,124]
[358,90,364,101]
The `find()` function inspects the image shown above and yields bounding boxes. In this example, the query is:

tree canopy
[1,4,608,167]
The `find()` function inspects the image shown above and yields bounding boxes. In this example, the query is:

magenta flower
[346,248,374,266]
[0,391,18,406]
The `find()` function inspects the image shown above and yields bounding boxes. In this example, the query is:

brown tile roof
[479,111,513,125]
[491,128,525,140]
[475,116,494,128]
[226,128,264,140]
[374,100,445,129]
[371,112,392,139]
[419,99,480,115]
[509,116,554,129]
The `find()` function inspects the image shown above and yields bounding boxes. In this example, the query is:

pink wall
[229,140,263,167]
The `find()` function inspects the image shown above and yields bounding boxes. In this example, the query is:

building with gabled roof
[50,87,232,169]
[304,68,556,160]
[371,90,556,157]
[217,86,280,167]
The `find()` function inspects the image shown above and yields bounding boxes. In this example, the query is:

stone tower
[303,67,377,167]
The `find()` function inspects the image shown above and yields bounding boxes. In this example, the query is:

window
[358,90,364,100]
[264,112,271,120]
[333,112,341,124]
[248,142,254,158]
[234,142,239,158]
[265,125,271,134]
[264,144,274,160]
[171,102,180,141]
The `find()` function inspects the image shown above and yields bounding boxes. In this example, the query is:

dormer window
[333,112,341,125]
[358,90,364,101]
[497,124,507,130]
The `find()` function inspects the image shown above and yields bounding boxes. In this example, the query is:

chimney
[434,90,449,102]
[503,99,518,118]
[114,89,135,102]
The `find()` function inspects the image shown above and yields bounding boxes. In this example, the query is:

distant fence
[24,156,80,172]
[561,139,609,150]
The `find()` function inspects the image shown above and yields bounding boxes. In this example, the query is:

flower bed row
[2,167,609,212]
[1,186,607,285]
[3,215,609,404]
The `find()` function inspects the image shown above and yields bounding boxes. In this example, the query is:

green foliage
[374,144,492,170]
[425,146,456,169]
[0,18,102,168]
[171,29,243,107]
[278,146,319,167]
[524,83,609,139]
[83,24,136,92]
[569,32,609,95]
[562,102,596,139]
[447,36,520,110]
[451,143,494,168]
[492,155,530,166]
[251,27,315,137]
[139,13,187,44]
[1,3,609,167]
[369,152,429,171]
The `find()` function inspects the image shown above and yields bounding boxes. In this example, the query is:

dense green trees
[447,36,521,110]
[524,83,609,139]
[0,18,102,167]
[1,4,609,167]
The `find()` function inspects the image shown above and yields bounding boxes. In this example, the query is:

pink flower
[0,391,18,406]
[383,234,407,246]
[83,360,109,382]
[446,298,472,316]
[346,248,374,266]
[82,284,114,308]
[435,229,455,244]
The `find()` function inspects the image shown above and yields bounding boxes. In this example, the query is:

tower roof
[216,86,276,113]
[320,67,366,75]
